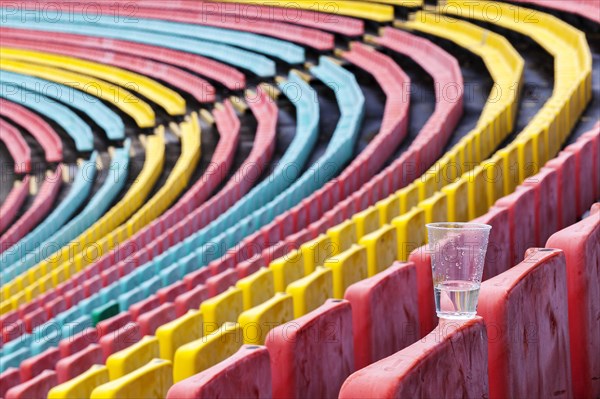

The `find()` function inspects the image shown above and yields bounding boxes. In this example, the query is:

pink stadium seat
[58,328,99,357]
[522,167,559,246]
[495,185,536,266]
[97,312,133,337]
[545,151,578,230]
[0,115,31,172]
[55,344,102,383]
[0,166,62,250]
[339,317,489,399]
[167,345,272,399]
[579,128,599,199]
[99,322,141,361]
[0,176,29,236]
[0,99,62,163]
[564,139,596,217]
[19,347,60,381]
[0,368,21,398]
[173,285,209,317]
[137,303,177,335]
[130,296,161,321]
[408,247,436,337]
[547,205,600,398]
[472,206,511,280]
[344,263,420,369]
[478,248,572,399]
[266,300,354,399]
[5,370,57,399]
[157,282,187,304]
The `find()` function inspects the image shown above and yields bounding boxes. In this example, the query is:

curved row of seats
[0,118,30,174]
[0,22,459,397]
[0,0,596,397]
[509,0,600,23]
[0,8,286,77]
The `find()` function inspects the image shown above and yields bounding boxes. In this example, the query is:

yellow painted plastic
[237,292,294,345]
[441,179,469,222]
[200,287,244,336]
[482,155,505,207]
[466,165,488,220]
[285,266,333,318]
[397,183,420,214]
[156,310,204,361]
[497,144,520,196]
[106,336,160,381]
[416,172,438,201]
[299,234,333,274]
[0,58,155,128]
[516,136,536,181]
[324,244,368,298]
[1,47,185,116]
[326,219,357,256]
[48,365,110,399]
[90,358,172,399]
[216,0,395,22]
[417,191,447,224]
[376,194,401,225]
[173,322,243,383]
[392,207,425,261]
[359,224,397,276]
[352,206,380,239]
[235,267,274,310]
[269,249,305,293]
[5,116,202,308]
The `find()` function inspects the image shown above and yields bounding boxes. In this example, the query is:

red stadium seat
[339,317,489,399]
[547,206,600,398]
[167,345,271,399]
[344,263,419,369]
[478,248,572,398]
[266,299,354,398]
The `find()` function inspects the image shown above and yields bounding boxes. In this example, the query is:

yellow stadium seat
[327,219,358,256]
[376,192,401,225]
[237,292,294,345]
[286,266,333,317]
[173,322,243,383]
[200,287,244,336]
[156,310,204,361]
[418,191,447,224]
[299,234,333,274]
[236,267,275,310]
[352,206,381,239]
[441,179,469,222]
[48,365,110,399]
[392,207,425,261]
[516,135,537,181]
[359,224,397,276]
[416,173,438,201]
[466,165,488,220]
[106,336,160,381]
[269,250,305,293]
[497,144,520,196]
[397,183,420,214]
[482,155,505,207]
[90,359,172,399]
[324,244,368,299]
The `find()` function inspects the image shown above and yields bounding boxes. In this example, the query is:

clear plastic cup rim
[426,222,492,231]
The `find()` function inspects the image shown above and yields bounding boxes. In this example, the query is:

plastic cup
[426,222,492,320]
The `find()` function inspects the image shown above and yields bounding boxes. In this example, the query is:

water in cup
[434,280,480,319]
[427,222,491,321]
